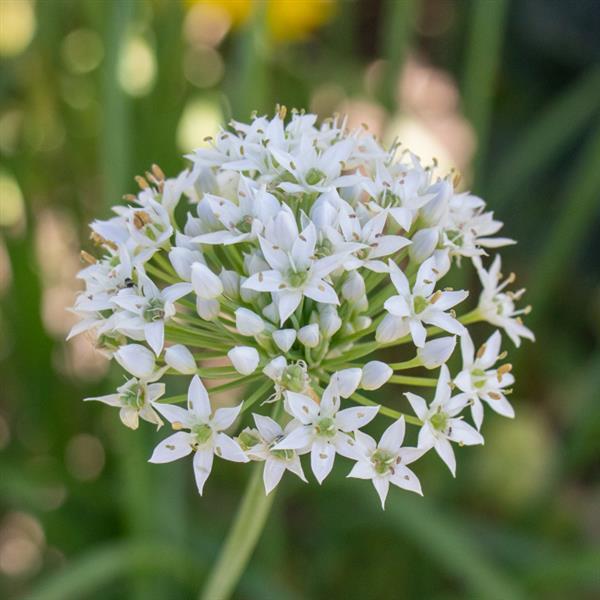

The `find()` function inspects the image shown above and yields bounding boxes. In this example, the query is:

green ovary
[305,168,326,185]
[371,449,396,475]
[413,295,429,314]
[430,410,448,432]
[144,297,165,322]
[287,268,309,288]
[315,417,336,438]
[192,423,213,445]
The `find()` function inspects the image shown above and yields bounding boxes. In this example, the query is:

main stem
[200,463,274,600]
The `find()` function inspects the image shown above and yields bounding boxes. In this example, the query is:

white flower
[377,258,467,347]
[474,255,534,347]
[361,361,393,390]
[417,336,457,369]
[191,263,224,300]
[453,331,514,430]
[165,344,197,375]
[169,246,204,281]
[235,308,265,336]
[112,274,192,355]
[150,375,248,494]
[192,180,280,245]
[341,271,366,302]
[262,356,309,399]
[348,418,424,508]
[405,365,483,476]
[333,211,411,273]
[227,346,260,375]
[85,374,165,430]
[274,377,379,483]
[238,414,307,494]
[242,216,350,324]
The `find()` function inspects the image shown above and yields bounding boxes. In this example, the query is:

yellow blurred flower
[186,0,336,42]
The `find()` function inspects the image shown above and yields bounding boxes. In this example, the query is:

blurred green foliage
[1,1,599,599]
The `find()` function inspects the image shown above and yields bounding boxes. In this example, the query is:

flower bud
[333,368,362,398]
[272,329,296,352]
[165,344,196,374]
[409,228,438,264]
[196,297,220,320]
[420,180,451,226]
[191,263,223,299]
[361,361,393,390]
[376,314,410,343]
[220,269,240,299]
[114,344,156,379]
[235,308,265,336]
[342,271,366,301]
[227,346,260,375]
[418,336,456,369]
[169,247,203,281]
[298,324,320,348]
[354,315,372,331]
[263,356,287,381]
[319,306,342,337]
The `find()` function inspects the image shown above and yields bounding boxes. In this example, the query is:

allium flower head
[69,108,533,505]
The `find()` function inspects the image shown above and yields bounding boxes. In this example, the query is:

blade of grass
[462,0,509,185]
[488,67,600,209]
[528,120,600,319]
[378,0,419,112]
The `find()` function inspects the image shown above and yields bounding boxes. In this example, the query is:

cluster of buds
[70,109,533,508]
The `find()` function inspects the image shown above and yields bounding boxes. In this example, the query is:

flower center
[144,297,165,322]
[235,215,253,234]
[121,381,146,409]
[315,238,333,258]
[192,423,213,445]
[315,417,336,438]
[237,429,261,451]
[305,168,326,186]
[271,448,295,461]
[413,295,428,314]
[282,364,309,393]
[471,368,487,389]
[430,409,448,432]
[371,449,396,475]
[287,268,309,288]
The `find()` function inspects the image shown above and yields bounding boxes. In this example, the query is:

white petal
[310,440,336,484]
[388,260,410,295]
[114,344,156,379]
[433,364,452,406]
[384,295,411,317]
[434,437,456,476]
[409,319,427,348]
[283,391,319,424]
[214,432,249,462]
[162,282,193,303]
[486,394,515,419]
[242,270,283,292]
[227,346,260,375]
[423,311,465,336]
[262,355,287,381]
[193,448,214,495]
[390,465,423,496]
[263,458,286,494]
[376,313,409,343]
[165,344,196,374]
[273,424,312,450]
[188,375,211,420]
[479,330,502,369]
[347,460,375,480]
[276,290,302,324]
[212,403,243,431]
[336,405,379,432]
[448,419,484,446]
[191,263,223,299]
[404,392,428,420]
[379,417,406,453]
[418,336,456,369]
[303,280,339,305]
[152,402,192,427]
[372,476,390,509]
[144,321,164,356]
[253,414,282,442]
[149,431,193,463]
[432,290,468,311]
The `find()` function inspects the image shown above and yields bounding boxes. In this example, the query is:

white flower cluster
[70,109,534,508]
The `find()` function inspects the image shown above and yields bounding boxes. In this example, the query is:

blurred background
[1,0,599,598]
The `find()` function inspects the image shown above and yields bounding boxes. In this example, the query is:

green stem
[389,375,437,387]
[199,463,274,600]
